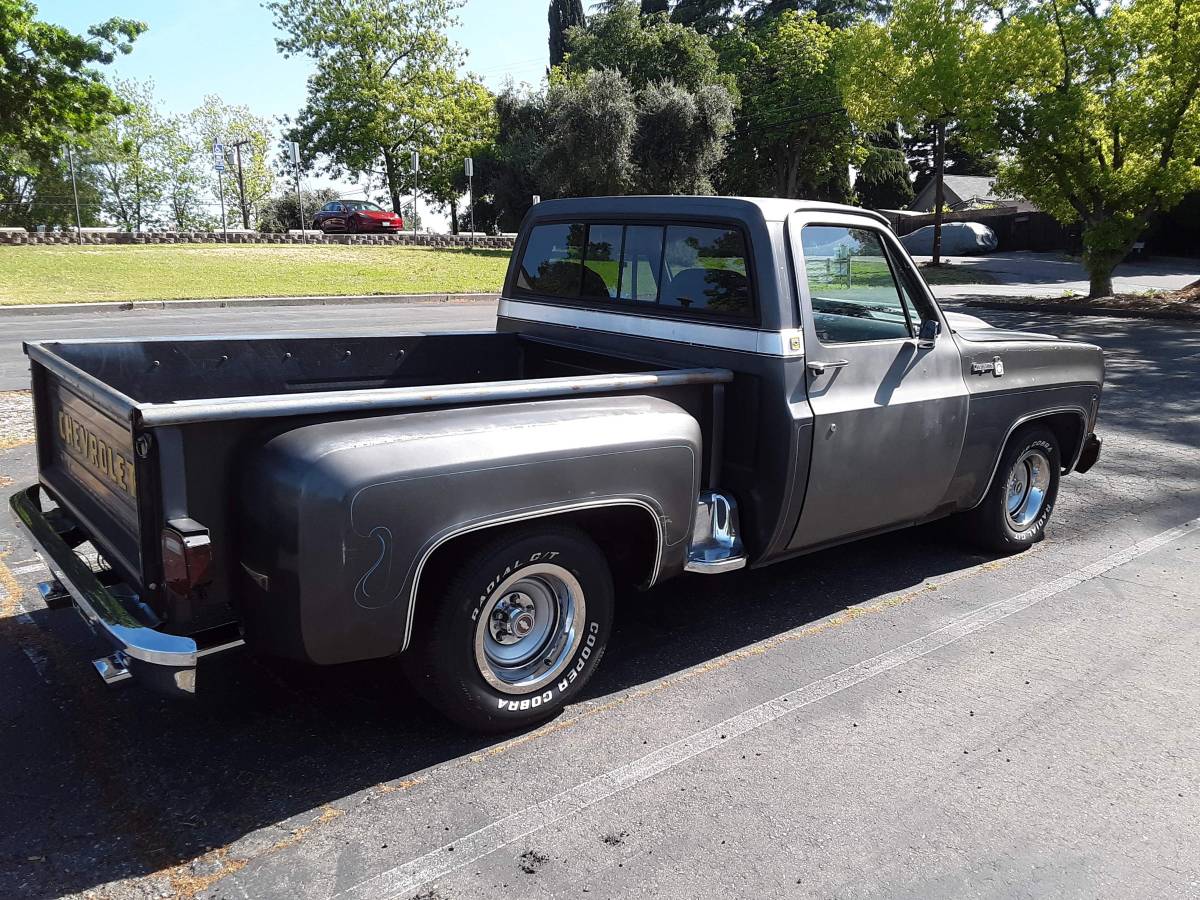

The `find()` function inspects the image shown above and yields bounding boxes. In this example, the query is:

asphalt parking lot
[1,305,1197,899]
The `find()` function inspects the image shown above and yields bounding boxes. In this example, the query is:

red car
[312,199,404,234]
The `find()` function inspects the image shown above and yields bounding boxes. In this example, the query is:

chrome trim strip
[403,497,665,652]
[498,298,805,357]
[975,406,1089,507]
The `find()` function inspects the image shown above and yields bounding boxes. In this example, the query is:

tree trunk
[381,149,403,214]
[450,197,459,234]
[931,120,946,266]
[1087,265,1115,299]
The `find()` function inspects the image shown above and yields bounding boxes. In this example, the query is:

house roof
[940,175,1003,202]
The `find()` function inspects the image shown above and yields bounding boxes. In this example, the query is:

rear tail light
[162,518,213,595]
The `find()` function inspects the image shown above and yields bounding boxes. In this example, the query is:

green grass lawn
[0,244,512,305]
[916,262,998,285]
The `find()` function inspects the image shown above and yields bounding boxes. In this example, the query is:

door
[787,212,969,550]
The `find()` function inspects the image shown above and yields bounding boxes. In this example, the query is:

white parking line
[335,517,1200,900]
[12,562,47,576]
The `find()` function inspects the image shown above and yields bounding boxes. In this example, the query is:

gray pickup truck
[10,197,1103,730]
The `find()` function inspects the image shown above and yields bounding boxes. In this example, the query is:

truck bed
[25,331,729,637]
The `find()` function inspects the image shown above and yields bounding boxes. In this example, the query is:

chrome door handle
[807,358,850,375]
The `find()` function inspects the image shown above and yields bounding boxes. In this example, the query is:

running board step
[685,491,747,574]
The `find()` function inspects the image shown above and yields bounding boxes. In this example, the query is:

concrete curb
[963,299,1200,321]
[0,292,501,317]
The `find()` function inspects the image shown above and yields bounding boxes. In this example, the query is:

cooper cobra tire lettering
[406,525,615,732]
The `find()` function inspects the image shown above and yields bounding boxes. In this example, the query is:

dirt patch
[966,285,1200,320]
[519,848,549,874]
[601,830,629,847]
[0,390,34,450]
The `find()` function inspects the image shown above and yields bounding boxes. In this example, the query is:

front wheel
[960,424,1061,553]
[404,525,614,732]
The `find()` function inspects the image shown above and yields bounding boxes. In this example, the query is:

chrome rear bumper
[9,483,240,695]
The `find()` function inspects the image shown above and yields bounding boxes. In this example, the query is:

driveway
[912,251,1200,299]
[1,306,1197,899]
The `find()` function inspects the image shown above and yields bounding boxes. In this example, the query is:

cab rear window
[515,221,753,321]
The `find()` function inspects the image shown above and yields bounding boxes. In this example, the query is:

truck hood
[942,309,1060,343]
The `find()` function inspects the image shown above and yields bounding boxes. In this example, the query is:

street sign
[464,157,473,177]
[411,150,420,173]
[532,194,541,205]
[214,161,226,173]
[288,141,301,165]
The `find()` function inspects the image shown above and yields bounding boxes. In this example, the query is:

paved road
[915,251,1200,299]
[1,308,1198,899]
[0,301,498,390]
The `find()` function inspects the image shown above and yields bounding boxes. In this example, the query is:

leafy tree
[541,69,638,196]
[270,0,465,214]
[549,0,586,66]
[89,80,168,231]
[840,0,990,263]
[981,0,1200,298]
[721,11,854,201]
[632,80,733,193]
[0,149,103,229]
[190,96,275,230]
[641,0,671,13]
[160,119,211,230]
[856,122,914,209]
[473,86,548,232]
[671,0,739,35]
[410,79,497,232]
[748,0,887,29]
[0,0,144,166]
[257,186,337,232]
[564,2,726,92]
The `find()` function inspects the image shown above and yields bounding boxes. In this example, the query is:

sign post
[65,144,83,246]
[213,140,228,243]
[411,150,420,236]
[464,156,475,249]
[289,140,305,244]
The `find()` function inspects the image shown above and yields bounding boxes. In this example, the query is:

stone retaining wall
[0,230,515,249]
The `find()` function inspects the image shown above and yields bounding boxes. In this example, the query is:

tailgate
[35,364,145,583]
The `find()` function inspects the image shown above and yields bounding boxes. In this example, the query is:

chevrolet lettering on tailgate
[57,408,137,499]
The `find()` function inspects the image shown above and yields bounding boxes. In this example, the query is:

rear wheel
[404,525,614,732]
[961,425,1060,553]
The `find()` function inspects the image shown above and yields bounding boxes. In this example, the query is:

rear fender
[236,396,701,664]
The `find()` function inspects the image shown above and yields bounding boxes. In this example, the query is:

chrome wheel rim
[474,563,585,695]
[1005,448,1051,530]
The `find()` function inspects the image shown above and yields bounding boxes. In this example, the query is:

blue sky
[34,0,551,119]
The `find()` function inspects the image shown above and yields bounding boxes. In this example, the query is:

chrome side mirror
[916,318,939,349]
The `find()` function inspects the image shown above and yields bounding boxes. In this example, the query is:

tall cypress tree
[548,0,586,67]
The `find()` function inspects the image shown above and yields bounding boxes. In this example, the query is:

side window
[517,223,585,297]
[619,225,664,303]
[582,224,622,299]
[801,225,912,344]
[659,225,752,318]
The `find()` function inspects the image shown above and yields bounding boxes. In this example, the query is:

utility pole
[213,140,229,242]
[65,144,83,246]
[411,150,420,236]
[289,140,306,244]
[231,138,251,229]
[464,157,475,249]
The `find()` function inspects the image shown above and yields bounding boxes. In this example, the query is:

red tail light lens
[162,518,213,594]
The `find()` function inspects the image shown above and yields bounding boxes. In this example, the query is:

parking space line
[335,517,1199,900]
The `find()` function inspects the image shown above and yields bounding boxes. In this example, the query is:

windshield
[342,200,385,212]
